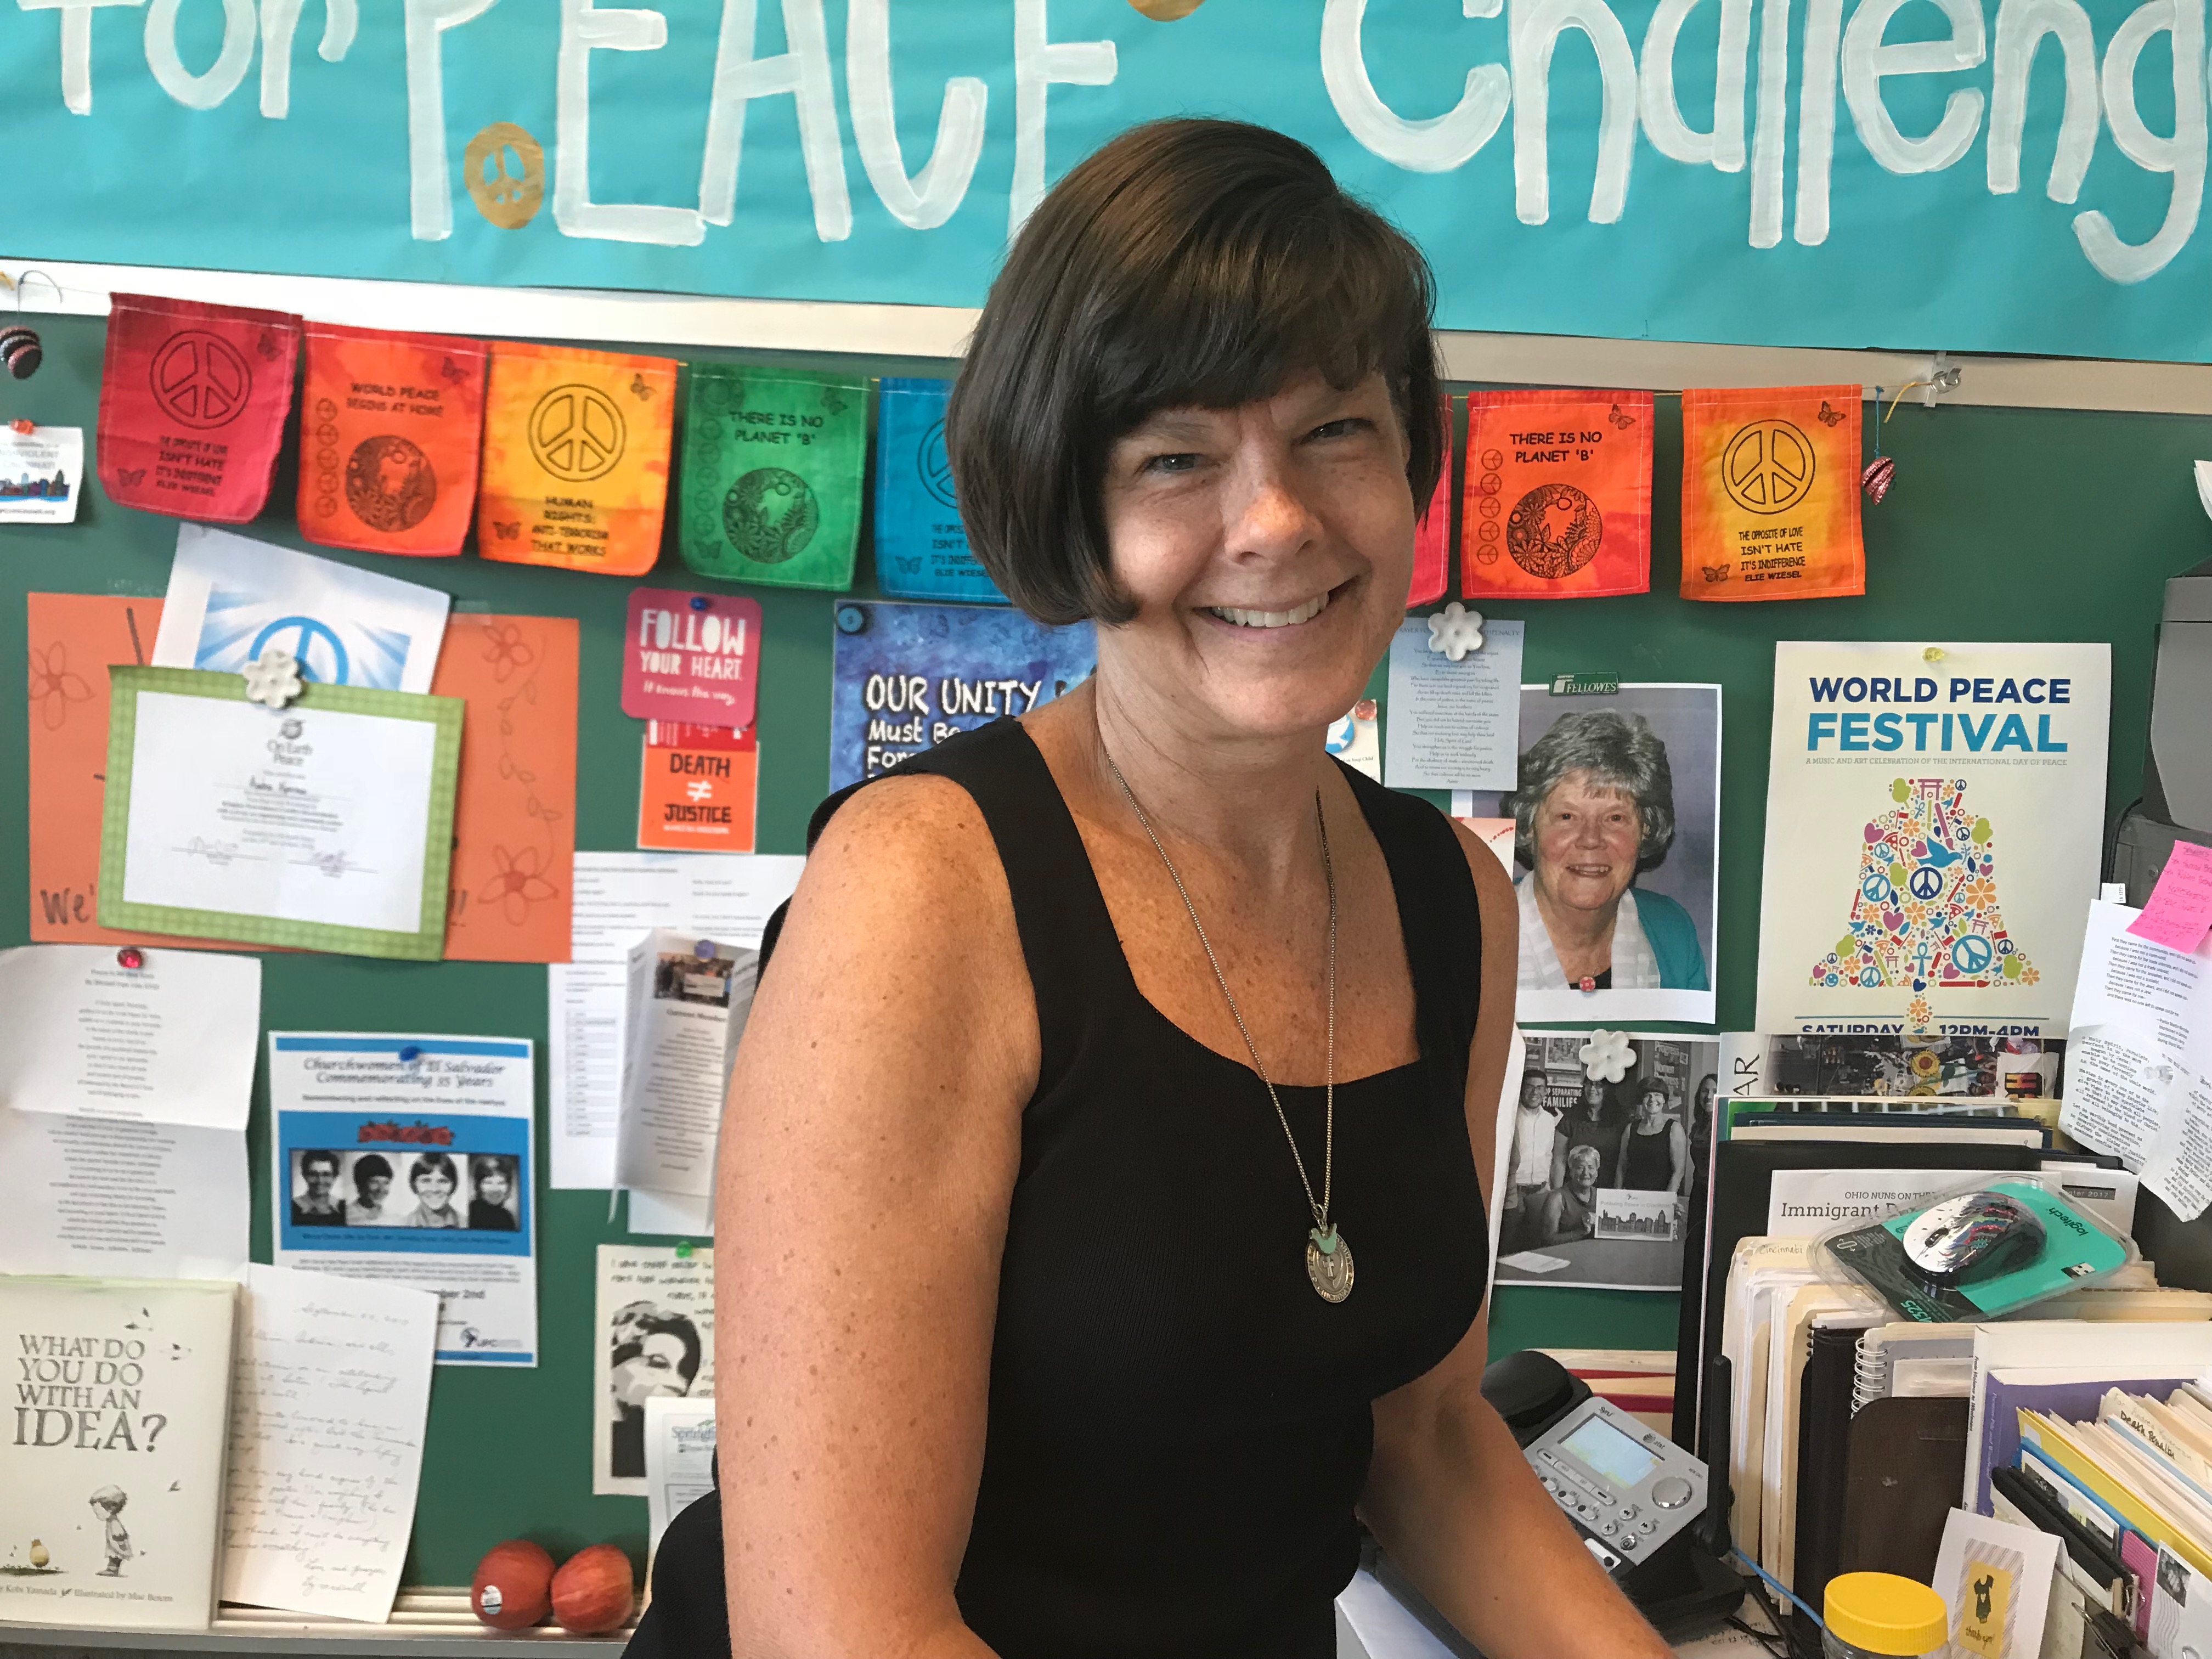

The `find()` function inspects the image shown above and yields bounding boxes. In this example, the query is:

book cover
[1,1276,236,1632]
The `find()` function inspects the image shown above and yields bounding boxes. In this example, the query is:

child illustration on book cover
[88,1487,129,1576]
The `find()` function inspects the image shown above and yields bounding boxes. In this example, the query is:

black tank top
[625,720,1490,1659]
[1621,1120,1677,1190]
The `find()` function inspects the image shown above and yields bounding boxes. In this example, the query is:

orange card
[26,595,578,962]
[1679,385,1864,601]
[636,721,758,853]
[1462,390,1652,599]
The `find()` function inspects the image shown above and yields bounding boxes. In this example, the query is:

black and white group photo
[1494,1034,1717,1291]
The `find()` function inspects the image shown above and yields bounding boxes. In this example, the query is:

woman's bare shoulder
[1445,816,1517,915]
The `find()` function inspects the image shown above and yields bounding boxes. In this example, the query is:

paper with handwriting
[219,1265,437,1622]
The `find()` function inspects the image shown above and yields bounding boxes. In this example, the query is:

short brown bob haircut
[946,118,1444,628]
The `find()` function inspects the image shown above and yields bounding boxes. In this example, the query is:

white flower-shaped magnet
[1578,1029,1634,1082]
[1425,602,1485,662]
[242,645,303,710]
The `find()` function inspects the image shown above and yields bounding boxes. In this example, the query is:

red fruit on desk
[471,1538,554,1629]
[551,1543,636,1634]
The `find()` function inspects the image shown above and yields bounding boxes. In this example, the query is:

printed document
[1382,617,1524,791]
[549,853,802,1188]
[0,945,257,1277]
[618,932,758,1199]
[268,1035,538,1365]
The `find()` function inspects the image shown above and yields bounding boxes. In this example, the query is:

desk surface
[0,1592,629,1657]
[1496,1233,1683,1292]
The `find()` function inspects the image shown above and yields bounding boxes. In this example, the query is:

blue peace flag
[872,379,1005,605]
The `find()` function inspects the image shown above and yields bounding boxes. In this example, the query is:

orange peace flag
[1407,397,1451,606]
[1679,385,1864,601]
[297,323,486,557]
[1461,390,1652,600]
[477,341,676,575]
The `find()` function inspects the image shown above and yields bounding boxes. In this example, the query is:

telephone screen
[1560,1415,1659,1488]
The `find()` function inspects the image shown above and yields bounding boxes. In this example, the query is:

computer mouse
[1900,1190,2045,1285]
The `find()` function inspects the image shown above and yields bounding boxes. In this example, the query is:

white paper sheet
[118,691,441,936]
[0,1105,247,1278]
[0,945,259,1130]
[2062,900,2212,1220]
[1932,1507,2059,1659]
[596,1245,714,1497]
[1382,618,1525,791]
[1767,1166,2139,1237]
[269,1035,538,1366]
[617,933,757,1199]
[643,1397,717,1560]
[628,1187,715,1238]
[551,853,803,1189]
[153,524,449,693]
[0,424,83,523]
[219,1265,437,1623]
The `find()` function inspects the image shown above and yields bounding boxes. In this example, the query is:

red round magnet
[117,947,144,969]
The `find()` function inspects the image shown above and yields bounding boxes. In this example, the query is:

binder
[1837,1395,1970,1584]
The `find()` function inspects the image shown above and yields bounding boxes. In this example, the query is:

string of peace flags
[93,292,1868,606]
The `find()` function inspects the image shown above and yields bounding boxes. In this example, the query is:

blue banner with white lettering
[3,2,2208,360]
[873,379,1005,603]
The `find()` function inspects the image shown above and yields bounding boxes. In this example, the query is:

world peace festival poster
[1755,642,2110,1038]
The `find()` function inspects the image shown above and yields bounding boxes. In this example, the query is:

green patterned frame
[97,667,464,960]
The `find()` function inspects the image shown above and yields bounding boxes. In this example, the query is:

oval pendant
[1306,1225,1355,1304]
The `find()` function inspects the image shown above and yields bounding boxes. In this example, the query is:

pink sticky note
[622,588,761,727]
[2128,840,2212,954]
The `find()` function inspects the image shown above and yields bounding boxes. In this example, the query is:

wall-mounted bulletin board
[7,303,2208,1578]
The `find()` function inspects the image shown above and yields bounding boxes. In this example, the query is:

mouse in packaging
[1819,1178,2130,1323]
[1901,1190,2046,1285]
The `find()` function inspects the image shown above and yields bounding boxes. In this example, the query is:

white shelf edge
[8,256,2212,416]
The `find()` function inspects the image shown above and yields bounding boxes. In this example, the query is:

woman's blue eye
[1144,452,1201,475]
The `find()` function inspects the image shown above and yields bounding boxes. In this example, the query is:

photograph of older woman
[1505,709,1706,993]
[628,118,1669,1659]
[400,1152,462,1228]
[290,1150,345,1226]
[1616,1077,1689,1199]
[608,1305,702,1479]
[1537,1144,1604,1245]
[343,1153,397,1226]
[1549,1073,1624,1192]
[468,1155,520,1231]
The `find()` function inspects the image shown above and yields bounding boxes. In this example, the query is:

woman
[344,1154,395,1226]
[291,1150,344,1226]
[399,1152,461,1229]
[1537,1144,1604,1246]
[608,1309,701,1480]
[1616,1077,1689,1196]
[1500,710,1708,992]
[1689,1071,1719,1177]
[629,120,1664,1659]
[1549,1072,1623,1192]
[467,1156,519,1230]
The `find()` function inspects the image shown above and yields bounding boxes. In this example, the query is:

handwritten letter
[219,1266,437,1623]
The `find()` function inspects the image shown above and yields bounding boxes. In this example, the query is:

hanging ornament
[0,270,58,381]
[1861,454,1896,504]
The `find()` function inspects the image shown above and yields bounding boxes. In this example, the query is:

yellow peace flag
[477,342,676,575]
[1679,385,1864,601]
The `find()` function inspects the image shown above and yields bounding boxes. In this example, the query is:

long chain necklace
[1103,751,1353,1304]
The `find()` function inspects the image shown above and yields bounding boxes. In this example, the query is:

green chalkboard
[2,312,2205,1581]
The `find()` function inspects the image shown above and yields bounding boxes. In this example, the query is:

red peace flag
[97,294,301,523]
[1407,396,1453,607]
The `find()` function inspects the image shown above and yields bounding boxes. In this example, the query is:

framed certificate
[98,667,464,959]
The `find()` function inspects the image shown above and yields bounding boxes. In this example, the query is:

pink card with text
[623,588,762,727]
[2129,840,2212,955]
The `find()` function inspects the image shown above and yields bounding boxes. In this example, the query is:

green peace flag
[679,365,868,589]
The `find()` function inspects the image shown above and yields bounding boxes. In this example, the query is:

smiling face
[1531,769,1643,917]
[1094,373,1414,740]
[363,1173,391,1205]
[1566,1144,1602,1192]
[413,1163,454,1210]
[302,1156,336,1200]
[477,1167,511,1208]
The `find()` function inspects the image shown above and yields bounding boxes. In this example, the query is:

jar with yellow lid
[1822,1571,1949,1658]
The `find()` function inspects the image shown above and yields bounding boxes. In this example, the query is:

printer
[2114,555,2212,901]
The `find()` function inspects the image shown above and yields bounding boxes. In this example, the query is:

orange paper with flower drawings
[477,341,675,575]
[1462,390,1652,599]
[25,595,577,962]
[1679,385,1864,601]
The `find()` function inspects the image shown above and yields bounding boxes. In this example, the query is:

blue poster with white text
[873,380,1005,605]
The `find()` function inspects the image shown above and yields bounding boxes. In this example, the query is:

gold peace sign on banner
[1721,418,1816,515]
[150,330,253,428]
[529,383,626,482]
